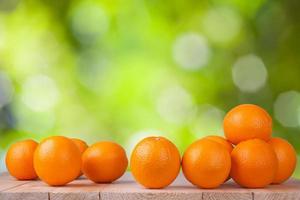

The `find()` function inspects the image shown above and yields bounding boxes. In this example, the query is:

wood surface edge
[1,172,300,200]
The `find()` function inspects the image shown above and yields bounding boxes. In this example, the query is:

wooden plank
[0,172,15,181]
[0,177,103,200]
[0,172,299,200]
[51,192,99,200]
[202,180,252,200]
[253,179,300,200]
[49,177,100,200]
[0,172,31,192]
[0,192,48,200]
[0,182,30,193]
[0,177,101,200]
[99,174,251,200]
[0,179,50,200]
[100,173,203,200]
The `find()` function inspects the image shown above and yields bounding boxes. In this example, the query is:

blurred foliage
[0,0,299,177]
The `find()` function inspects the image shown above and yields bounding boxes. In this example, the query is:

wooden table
[0,172,299,200]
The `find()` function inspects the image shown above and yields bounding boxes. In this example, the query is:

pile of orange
[130,104,297,189]
[224,104,297,188]
[5,104,298,189]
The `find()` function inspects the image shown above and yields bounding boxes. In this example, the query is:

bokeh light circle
[70,2,109,43]
[173,33,211,70]
[232,54,268,92]
[191,104,225,137]
[21,74,60,112]
[202,7,242,45]
[156,85,195,124]
[274,90,300,127]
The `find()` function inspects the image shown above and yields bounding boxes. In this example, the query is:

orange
[182,139,231,188]
[204,135,233,153]
[130,136,181,189]
[230,139,278,188]
[204,135,233,182]
[223,104,272,144]
[82,141,128,183]
[5,139,38,180]
[268,137,297,184]
[34,136,81,186]
[71,138,88,178]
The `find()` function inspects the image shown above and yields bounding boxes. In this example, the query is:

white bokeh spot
[202,7,242,44]
[156,85,195,124]
[274,90,300,127]
[191,104,225,137]
[173,33,211,70]
[232,54,268,92]
[21,74,60,112]
[70,2,109,43]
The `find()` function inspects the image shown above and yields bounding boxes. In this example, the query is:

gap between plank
[0,181,31,193]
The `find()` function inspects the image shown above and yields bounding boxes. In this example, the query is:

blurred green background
[0,0,299,178]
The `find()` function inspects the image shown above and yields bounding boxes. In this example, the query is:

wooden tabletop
[0,172,299,200]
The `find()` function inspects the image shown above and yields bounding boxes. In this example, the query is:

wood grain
[0,179,50,200]
[0,173,31,193]
[0,172,299,200]
[202,180,252,200]
[253,179,300,200]
[99,172,202,200]
[49,177,101,200]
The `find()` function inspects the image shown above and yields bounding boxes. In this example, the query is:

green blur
[0,0,299,178]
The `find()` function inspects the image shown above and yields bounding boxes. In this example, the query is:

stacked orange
[223,104,297,188]
[180,104,296,189]
[130,104,297,189]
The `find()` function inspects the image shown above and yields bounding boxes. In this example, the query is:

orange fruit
[230,139,278,188]
[204,135,233,153]
[223,104,272,144]
[34,136,81,186]
[204,135,233,182]
[82,141,128,183]
[130,136,181,189]
[5,139,38,180]
[182,139,231,188]
[268,137,297,184]
[71,138,88,178]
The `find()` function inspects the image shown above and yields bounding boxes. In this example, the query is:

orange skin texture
[204,135,233,182]
[204,135,233,153]
[223,104,272,145]
[182,139,231,189]
[268,137,297,184]
[230,139,278,188]
[6,139,38,180]
[34,136,81,186]
[82,141,128,183]
[130,136,181,189]
[71,138,88,178]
